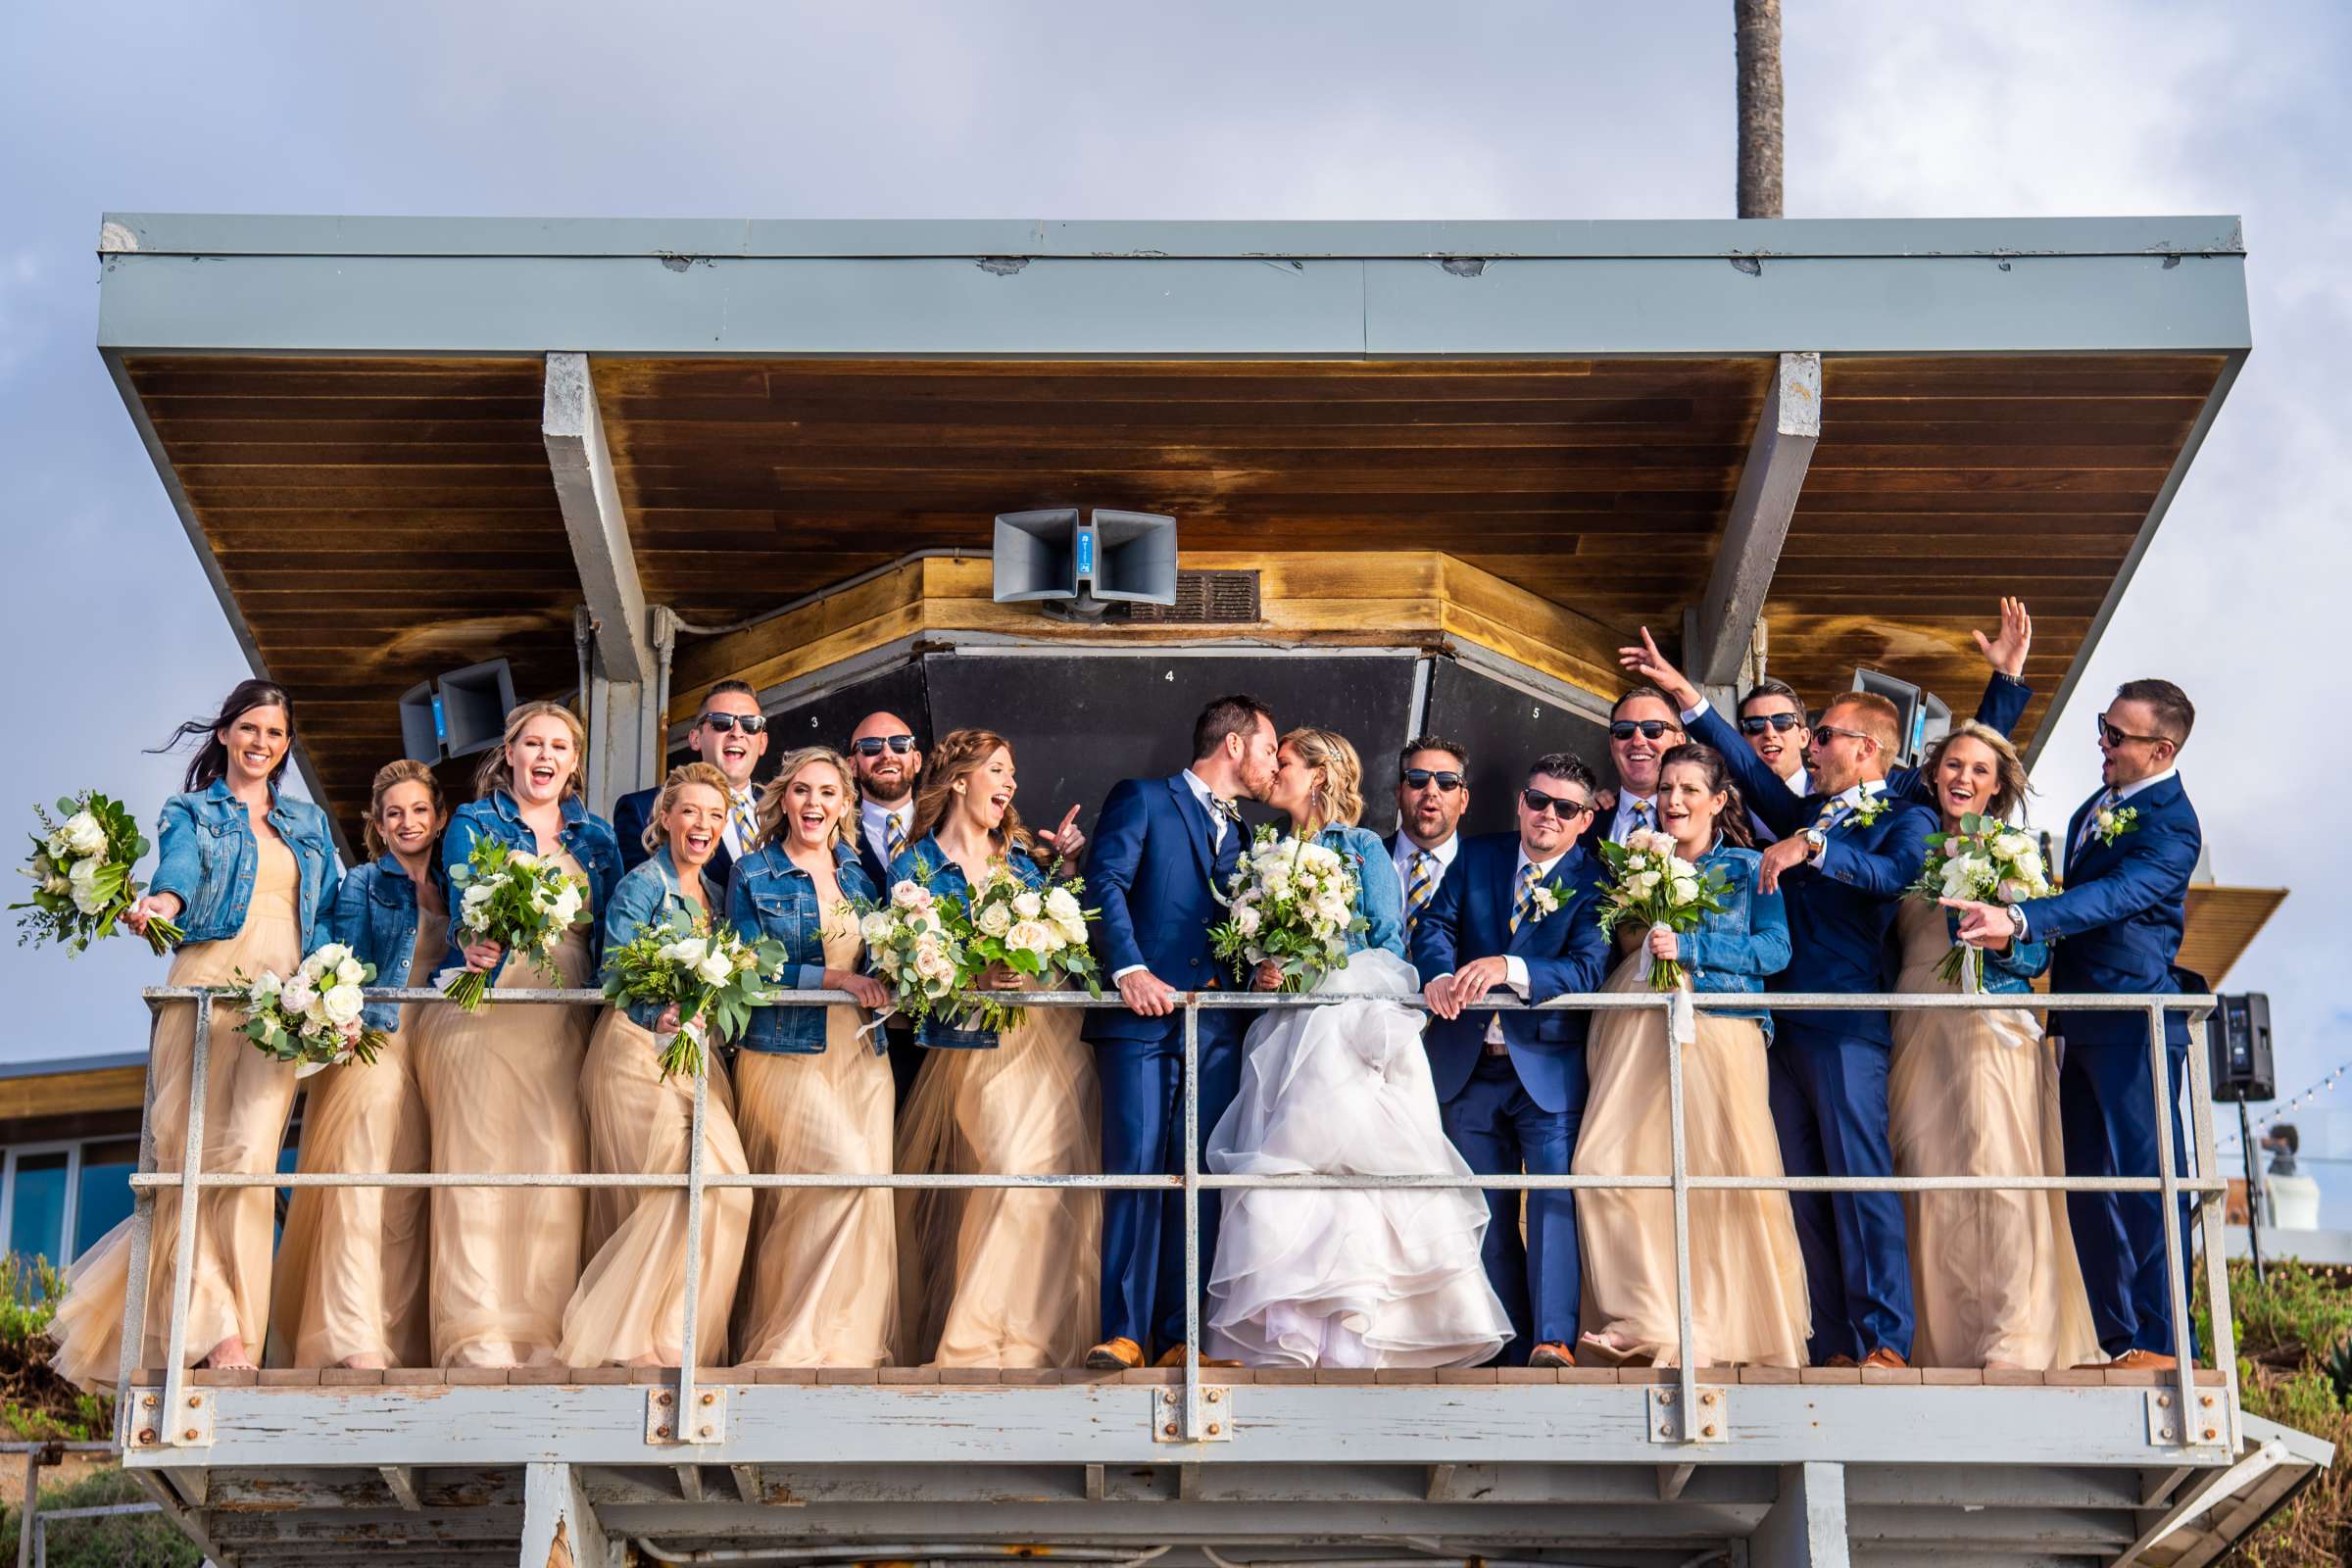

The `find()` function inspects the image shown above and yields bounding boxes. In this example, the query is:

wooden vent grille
[1121,570,1261,625]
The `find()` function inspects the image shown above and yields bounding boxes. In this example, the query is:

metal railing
[115,983,2232,1459]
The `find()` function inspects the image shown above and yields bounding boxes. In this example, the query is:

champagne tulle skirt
[1573,954,1810,1368]
[895,1005,1102,1368]
[1203,948,1511,1369]
[561,1008,752,1366]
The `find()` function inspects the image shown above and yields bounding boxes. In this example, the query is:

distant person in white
[2263,1123,2322,1231]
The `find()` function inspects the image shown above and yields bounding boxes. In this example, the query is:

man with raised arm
[1942,679,2204,1372]
[1620,629,1934,1370]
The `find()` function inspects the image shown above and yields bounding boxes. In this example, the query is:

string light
[2216,1055,2352,1157]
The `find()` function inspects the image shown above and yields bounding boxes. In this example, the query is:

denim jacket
[325,855,448,1032]
[891,834,1051,1051]
[601,848,717,1030]
[1671,842,1791,1037]
[1938,906,2051,994]
[434,792,623,984]
[1311,824,1404,959]
[149,779,340,951]
[726,839,877,1054]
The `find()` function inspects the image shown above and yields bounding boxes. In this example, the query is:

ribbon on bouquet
[1637,922,1698,1047]
[1958,943,1983,998]
[857,1004,898,1047]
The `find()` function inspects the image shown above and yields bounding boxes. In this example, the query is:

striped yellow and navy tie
[732,794,759,849]
[1404,850,1439,937]
[1508,861,1539,935]
[885,810,907,866]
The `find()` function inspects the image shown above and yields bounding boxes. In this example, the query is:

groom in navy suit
[1623,630,1934,1369]
[1411,753,1610,1367]
[1083,695,1279,1370]
[1947,679,2204,1370]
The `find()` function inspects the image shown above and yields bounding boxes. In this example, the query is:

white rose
[1011,890,1043,919]
[1632,870,1661,896]
[321,984,365,1025]
[669,936,710,966]
[335,957,366,986]
[281,976,318,1014]
[977,902,1012,937]
[252,969,282,997]
[66,858,106,914]
[1670,877,1699,905]
[859,912,894,946]
[1045,888,1082,924]
[311,942,349,970]
[510,850,540,868]
[1055,914,1090,947]
[463,882,495,909]
[44,829,72,861]
[549,885,584,926]
[1263,872,1294,901]
[1995,877,2033,905]
[2013,850,2045,883]
[61,811,107,858]
[1993,832,2034,863]
[1005,919,1053,955]
[696,952,735,986]
[1625,854,1647,872]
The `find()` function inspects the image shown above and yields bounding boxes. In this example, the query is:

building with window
[0,1052,143,1279]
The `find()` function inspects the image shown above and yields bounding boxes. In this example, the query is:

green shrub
[0,1467,200,1568]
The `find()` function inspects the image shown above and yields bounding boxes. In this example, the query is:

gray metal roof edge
[0,1050,146,1082]
[97,212,2247,261]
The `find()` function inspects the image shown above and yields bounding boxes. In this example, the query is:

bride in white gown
[1204,729,1512,1368]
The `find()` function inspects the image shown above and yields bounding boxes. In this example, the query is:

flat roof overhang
[94,214,2251,845]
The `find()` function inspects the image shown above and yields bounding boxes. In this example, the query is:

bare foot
[205,1334,255,1371]
[340,1353,386,1371]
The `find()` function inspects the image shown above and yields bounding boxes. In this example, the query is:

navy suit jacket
[1692,705,1934,1047]
[853,826,893,900]
[1408,831,1609,1113]
[1886,670,2034,807]
[1083,773,1245,1047]
[2015,774,2201,1050]
[612,785,737,889]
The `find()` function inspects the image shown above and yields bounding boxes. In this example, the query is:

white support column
[520,1461,611,1568]
[1751,1460,1851,1568]
[544,352,666,812]
[1690,351,1822,689]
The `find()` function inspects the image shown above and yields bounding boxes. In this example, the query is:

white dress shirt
[860,796,915,875]
[1605,795,1660,845]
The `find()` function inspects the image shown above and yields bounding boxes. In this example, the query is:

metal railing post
[157,992,211,1441]
[675,1053,710,1432]
[1664,997,1698,1435]
[1182,996,1202,1442]
[2183,1006,2240,1451]
[109,998,165,1439]
[2147,1002,2197,1440]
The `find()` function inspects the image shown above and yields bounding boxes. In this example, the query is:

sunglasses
[1401,769,1465,792]
[1812,722,1875,746]
[1739,712,1805,735]
[698,712,767,735]
[852,734,917,757]
[1521,788,1593,818]
[2096,715,2169,749]
[1609,719,1679,742]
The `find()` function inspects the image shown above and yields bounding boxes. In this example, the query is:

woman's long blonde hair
[473,700,588,803]
[643,760,733,856]
[754,746,858,850]
[1283,727,1364,838]
[1921,719,2034,823]
[363,759,446,859]
[908,728,1035,858]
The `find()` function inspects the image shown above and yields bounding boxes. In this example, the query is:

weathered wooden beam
[1691,351,1822,687]
[519,1461,610,1568]
[543,351,652,685]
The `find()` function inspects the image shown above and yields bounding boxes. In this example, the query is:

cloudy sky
[2,2,2345,1163]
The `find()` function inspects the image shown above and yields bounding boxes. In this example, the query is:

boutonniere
[2093,805,2140,847]
[1528,885,1562,920]
[1844,795,1889,830]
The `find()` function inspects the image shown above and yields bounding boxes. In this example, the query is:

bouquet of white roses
[1208,827,1364,993]
[856,879,964,1032]
[1594,829,1733,993]
[947,865,1102,1033]
[1907,812,2054,987]
[12,792,181,956]
[229,941,385,1076]
[437,838,590,1011]
[602,911,786,1078]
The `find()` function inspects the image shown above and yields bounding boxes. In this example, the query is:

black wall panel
[1418,660,1612,839]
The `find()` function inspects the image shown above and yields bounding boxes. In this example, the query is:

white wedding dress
[1204,947,1512,1367]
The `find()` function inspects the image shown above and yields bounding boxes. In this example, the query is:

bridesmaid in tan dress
[412,701,624,1368]
[890,730,1102,1368]
[272,760,447,1368]
[1890,720,2097,1369]
[51,680,341,1388]
[725,747,898,1366]
[1575,744,1809,1369]
[562,761,753,1366]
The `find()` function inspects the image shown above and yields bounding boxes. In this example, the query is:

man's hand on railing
[824,968,889,1009]
[1118,968,1179,1017]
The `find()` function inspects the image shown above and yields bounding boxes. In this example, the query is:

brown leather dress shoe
[1528,1342,1578,1369]
[1085,1337,1144,1371]
[2080,1348,2179,1372]
[1820,1354,1860,1369]
[1859,1348,1909,1371]
[1154,1344,1243,1369]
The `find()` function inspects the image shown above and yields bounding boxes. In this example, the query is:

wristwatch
[1803,828,1827,861]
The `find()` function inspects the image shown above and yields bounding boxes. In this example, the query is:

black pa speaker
[1850,667,1950,767]
[2207,992,2275,1103]
[395,659,517,761]
[398,682,442,762]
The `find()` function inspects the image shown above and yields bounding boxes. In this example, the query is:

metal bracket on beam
[124,1387,212,1448]
[1152,1385,1233,1442]
[648,1384,728,1446]
[2146,1388,2228,1451]
[1648,1384,1730,1445]
[1690,350,1822,687]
